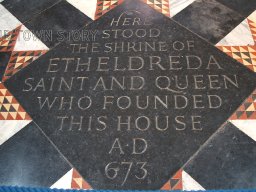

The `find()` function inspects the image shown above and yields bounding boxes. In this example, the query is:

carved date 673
[105,161,147,185]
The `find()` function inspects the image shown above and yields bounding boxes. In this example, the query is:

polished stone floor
[0,0,256,190]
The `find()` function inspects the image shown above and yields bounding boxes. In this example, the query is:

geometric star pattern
[161,169,183,190]
[142,0,170,17]
[71,169,92,190]
[0,25,21,53]
[2,50,47,82]
[95,0,124,20]
[217,45,256,72]
[217,12,256,72]
[248,14,256,44]
[0,83,31,120]
[0,24,48,81]
[0,0,255,190]
[230,89,256,120]
[67,0,194,20]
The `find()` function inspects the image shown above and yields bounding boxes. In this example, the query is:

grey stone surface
[173,0,244,44]
[185,122,256,189]
[2,0,61,23]
[216,0,256,16]
[0,122,71,187]
[4,0,256,189]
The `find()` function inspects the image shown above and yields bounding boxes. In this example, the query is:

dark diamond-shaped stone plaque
[4,0,256,189]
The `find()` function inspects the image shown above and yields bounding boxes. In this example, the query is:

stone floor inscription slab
[4,0,256,190]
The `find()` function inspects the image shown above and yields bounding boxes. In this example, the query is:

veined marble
[216,19,255,46]
[0,120,31,145]
[51,169,73,189]
[66,0,97,20]
[13,25,49,51]
[182,171,205,191]
[230,120,256,142]
[169,0,196,17]
[0,4,21,38]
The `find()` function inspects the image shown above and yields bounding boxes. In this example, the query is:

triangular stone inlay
[4,0,256,190]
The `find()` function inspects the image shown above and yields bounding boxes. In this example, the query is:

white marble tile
[0,120,31,145]
[0,4,22,38]
[230,120,256,142]
[216,19,254,46]
[13,25,49,51]
[169,0,196,17]
[182,170,205,190]
[51,169,73,189]
[67,0,97,20]
[248,11,256,42]
[248,10,256,24]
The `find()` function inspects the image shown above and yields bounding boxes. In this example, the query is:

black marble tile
[0,122,71,187]
[184,122,256,189]
[24,0,92,48]
[1,0,61,23]
[4,0,256,189]
[173,0,244,44]
[0,52,11,81]
[215,0,256,16]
